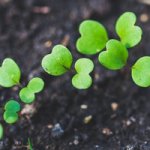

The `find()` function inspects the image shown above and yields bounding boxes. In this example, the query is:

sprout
[72,58,94,89]
[3,100,20,124]
[0,124,3,139]
[132,56,150,87]
[98,39,128,70]
[0,58,21,87]
[42,45,73,76]
[19,77,44,103]
[116,12,142,48]
[76,20,108,55]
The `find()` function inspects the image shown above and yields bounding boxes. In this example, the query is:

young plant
[19,77,44,103]
[98,39,128,70]
[132,56,150,87]
[0,124,3,140]
[3,100,20,124]
[72,58,94,89]
[42,45,73,76]
[0,58,21,87]
[116,12,142,48]
[76,20,108,55]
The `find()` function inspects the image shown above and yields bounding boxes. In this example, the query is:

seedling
[116,12,142,48]
[72,58,94,89]
[19,77,44,103]
[132,56,150,87]
[76,20,108,55]
[3,100,20,124]
[27,138,33,150]
[98,39,128,70]
[42,45,73,76]
[0,124,3,139]
[0,58,21,87]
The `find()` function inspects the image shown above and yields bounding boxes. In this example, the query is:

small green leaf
[75,58,94,74]
[42,45,73,76]
[4,100,20,112]
[0,58,21,87]
[19,87,35,104]
[0,124,3,140]
[76,20,108,55]
[132,56,150,87]
[3,111,18,124]
[116,12,142,48]
[98,39,128,70]
[72,58,94,89]
[72,74,92,89]
[28,77,44,93]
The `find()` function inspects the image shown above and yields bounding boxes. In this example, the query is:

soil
[0,0,150,150]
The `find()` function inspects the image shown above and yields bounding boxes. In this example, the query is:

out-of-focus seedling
[76,20,108,55]
[19,77,44,103]
[42,45,73,76]
[0,124,3,139]
[132,56,150,87]
[0,58,21,87]
[116,12,142,48]
[72,58,94,89]
[98,39,128,70]
[3,100,20,124]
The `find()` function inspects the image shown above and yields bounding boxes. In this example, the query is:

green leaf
[72,74,92,89]
[3,111,18,124]
[132,56,150,87]
[19,87,35,104]
[76,20,108,55]
[72,58,94,89]
[0,124,3,140]
[28,77,44,93]
[4,100,20,112]
[98,39,128,70]
[116,12,142,48]
[0,58,21,87]
[42,45,73,76]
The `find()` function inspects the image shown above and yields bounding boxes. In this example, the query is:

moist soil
[0,0,150,150]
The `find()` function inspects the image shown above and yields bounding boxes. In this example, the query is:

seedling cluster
[0,11,149,139]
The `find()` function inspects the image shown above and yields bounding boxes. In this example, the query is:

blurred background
[0,0,150,150]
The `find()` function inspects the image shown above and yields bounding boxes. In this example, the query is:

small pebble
[80,104,88,109]
[51,123,64,138]
[83,115,92,124]
[140,13,149,22]
[102,128,113,136]
[44,40,52,48]
[111,102,119,111]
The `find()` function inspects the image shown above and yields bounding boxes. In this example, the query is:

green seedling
[42,45,73,76]
[72,58,94,89]
[0,124,3,139]
[0,58,21,87]
[98,39,128,70]
[132,56,150,87]
[3,100,20,124]
[19,77,44,103]
[116,12,142,48]
[27,138,33,150]
[76,20,108,55]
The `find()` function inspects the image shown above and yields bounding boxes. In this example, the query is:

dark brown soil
[0,0,150,149]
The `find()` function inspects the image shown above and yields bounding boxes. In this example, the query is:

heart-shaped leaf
[0,58,21,87]
[42,45,73,76]
[3,111,18,124]
[4,100,20,112]
[132,56,150,87]
[98,39,128,70]
[76,20,108,55]
[27,77,44,93]
[116,12,142,48]
[72,58,94,89]
[19,87,35,104]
